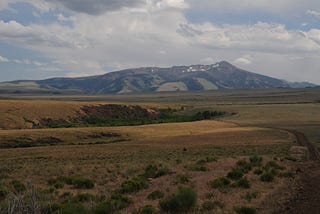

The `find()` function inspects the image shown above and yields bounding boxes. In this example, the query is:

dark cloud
[55,0,143,15]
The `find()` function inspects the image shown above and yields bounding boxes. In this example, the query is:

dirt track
[280,131,320,214]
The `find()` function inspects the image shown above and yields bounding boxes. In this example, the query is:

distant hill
[0,61,317,94]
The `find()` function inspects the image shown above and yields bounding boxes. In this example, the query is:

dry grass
[1,88,318,213]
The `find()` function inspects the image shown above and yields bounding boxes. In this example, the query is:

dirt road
[280,131,320,214]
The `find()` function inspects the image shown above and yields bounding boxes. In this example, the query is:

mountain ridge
[0,61,317,94]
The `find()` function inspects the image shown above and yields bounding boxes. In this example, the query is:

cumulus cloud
[307,10,320,18]
[0,0,320,83]
[187,0,320,14]
[234,55,253,65]
[0,55,9,62]
[0,20,91,49]
[177,22,320,53]
[155,0,189,10]
[54,0,143,15]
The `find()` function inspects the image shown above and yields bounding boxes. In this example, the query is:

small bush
[196,159,207,165]
[201,200,224,211]
[264,161,285,170]
[227,168,244,180]
[50,176,94,189]
[253,168,263,175]
[235,206,256,214]
[159,187,197,213]
[249,155,262,167]
[60,202,88,214]
[0,187,8,200]
[47,178,64,189]
[120,176,149,193]
[95,194,132,214]
[176,174,190,184]
[206,156,217,162]
[243,191,259,202]
[278,171,294,178]
[147,190,164,200]
[139,205,156,214]
[72,177,95,189]
[185,164,208,172]
[10,180,26,193]
[260,172,275,182]
[155,167,170,178]
[143,164,170,178]
[210,177,230,189]
[236,160,252,173]
[72,193,95,202]
[235,178,250,189]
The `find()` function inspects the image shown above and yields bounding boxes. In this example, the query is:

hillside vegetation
[0,88,319,213]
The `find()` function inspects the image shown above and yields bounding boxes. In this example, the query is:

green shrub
[120,176,149,193]
[144,164,158,178]
[72,193,95,202]
[201,200,224,211]
[196,159,207,165]
[47,178,64,189]
[206,156,217,162]
[249,155,262,167]
[264,161,285,170]
[184,164,208,172]
[95,194,132,214]
[235,206,256,214]
[235,178,250,189]
[243,191,259,202]
[253,168,263,175]
[159,187,197,213]
[147,190,164,200]
[60,192,73,200]
[60,202,88,214]
[278,171,294,178]
[176,174,190,184]
[210,177,230,189]
[50,176,94,189]
[10,180,26,193]
[139,205,156,214]
[260,172,275,182]
[155,167,170,178]
[71,177,95,189]
[236,160,252,173]
[227,168,244,180]
[143,164,170,178]
[0,187,8,200]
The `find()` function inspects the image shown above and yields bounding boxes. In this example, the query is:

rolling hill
[0,61,317,94]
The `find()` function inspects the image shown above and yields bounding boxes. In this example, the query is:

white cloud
[307,10,320,18]
[178,22,320,53]
[0,0,54,13]
[0,55,9,62]
[0,55,44,66]
[1,0,320,83]
[187,0,320,14]
[155,0,189,10]
[200,57,215,64]
[234,55,253,65]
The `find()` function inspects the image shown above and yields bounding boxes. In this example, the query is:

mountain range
[0,61,317,94]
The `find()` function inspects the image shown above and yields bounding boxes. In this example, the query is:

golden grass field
[0,88,319,213]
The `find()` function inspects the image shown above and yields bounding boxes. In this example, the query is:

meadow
[0,88,319,213]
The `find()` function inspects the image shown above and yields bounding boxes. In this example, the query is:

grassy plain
[0,88,319,213]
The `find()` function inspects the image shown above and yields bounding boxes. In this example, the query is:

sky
[0,0,320,84]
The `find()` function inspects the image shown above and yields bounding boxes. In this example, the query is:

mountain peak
[0,61,317,94]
